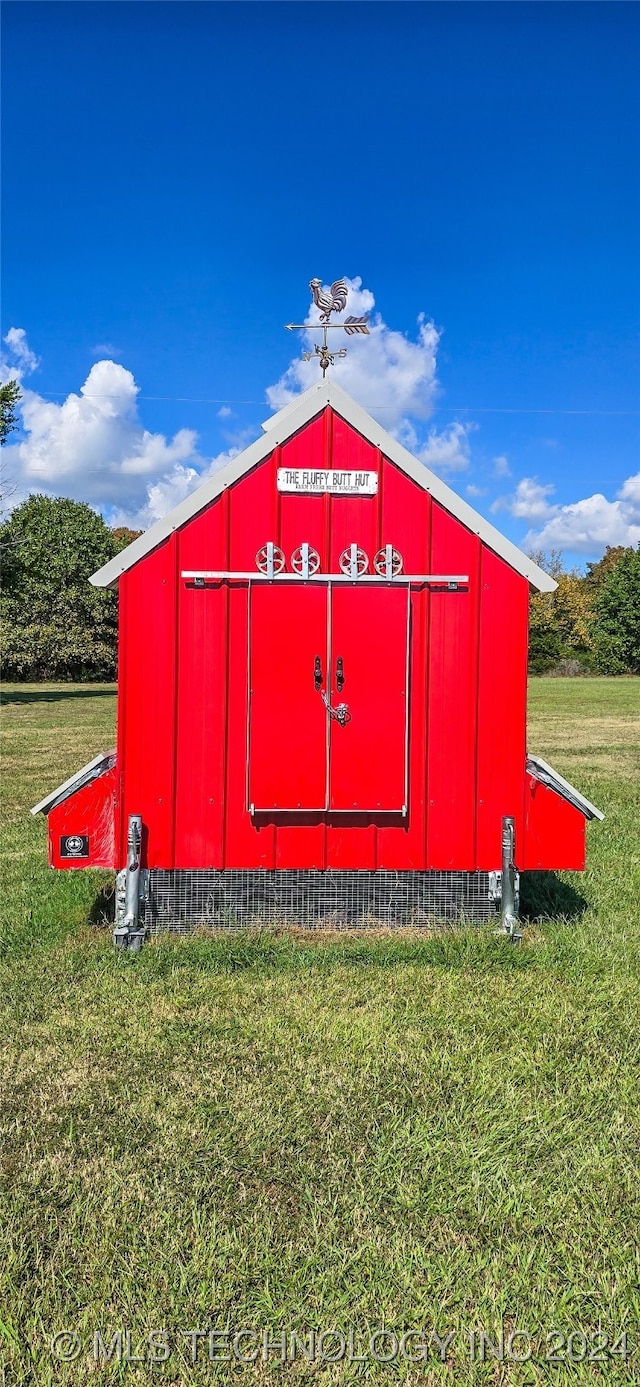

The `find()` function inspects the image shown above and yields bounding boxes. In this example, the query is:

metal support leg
[500,815,522,943]
[113,814,146,951]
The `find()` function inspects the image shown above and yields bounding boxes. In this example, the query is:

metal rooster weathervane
[285,278,370,377]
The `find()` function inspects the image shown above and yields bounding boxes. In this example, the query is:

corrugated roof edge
[90,378,557,593]
[31,750,116,816]
[526,754,605,821]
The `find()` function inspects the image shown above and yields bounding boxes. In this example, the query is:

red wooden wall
[115,407,532,872]
[522,775,585,871]
[48,767,117,870]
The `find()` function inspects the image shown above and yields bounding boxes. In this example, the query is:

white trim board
[31,750,116,816]
[526,754,604,821]
[90,378,556,592]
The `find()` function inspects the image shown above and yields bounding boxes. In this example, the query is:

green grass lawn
[1,679,639,1385]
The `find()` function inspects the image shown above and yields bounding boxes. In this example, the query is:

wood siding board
[376,463,431,868]
[224,459,278,866]
[475,550,529,868]
[471,538,483,866]
[273,424,329,867]
[120,539,177,868]
[324,418,380,867]
[170,533,181,864]
[425,505,480,868]
[174,500,229,866]
[116,569,128,865]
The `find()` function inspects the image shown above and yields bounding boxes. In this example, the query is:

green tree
[527,549,595,673]
[591,547,640,674]
[585,545,627,588]
[111,526,142,552]
[0,380,22,517]
[0,380,21,446]
[528,593,563,674]
[0,494,120,680]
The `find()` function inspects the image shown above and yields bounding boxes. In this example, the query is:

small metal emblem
[285,278,370,376]
[60,834,89,858]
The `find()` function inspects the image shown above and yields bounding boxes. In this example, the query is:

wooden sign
[277,468,378,496]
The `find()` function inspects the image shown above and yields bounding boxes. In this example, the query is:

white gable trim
[90,379,556,592]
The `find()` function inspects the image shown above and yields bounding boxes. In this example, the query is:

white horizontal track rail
[181,571,469,585]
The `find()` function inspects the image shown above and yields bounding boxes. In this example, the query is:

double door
[248,583,409,813]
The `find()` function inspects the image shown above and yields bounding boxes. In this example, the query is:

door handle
[314,655,322,691]
[336,656,344,692]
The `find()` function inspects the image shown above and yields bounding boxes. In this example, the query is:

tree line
[528,546,640,675]
[1,492,637,682]
[1,379,638,680]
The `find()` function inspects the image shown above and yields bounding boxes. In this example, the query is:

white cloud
[268,279,440,428]
[495,470,640,554]
[92,341,121,358]
[493,454,511,478]
[420,421,474,474]
[109,447,240,531]
[3,289,478,529]
[266,275,476,478]
[6,321,639,563]
[525,483,640,553]
[397,418,474,473]
[618,473,640,507]
[2,327,40,380]
[1,330,233,526]
[492,477,556,522]
[466,483,487,497]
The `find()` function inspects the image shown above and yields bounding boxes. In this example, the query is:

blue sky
[2,1,639,565]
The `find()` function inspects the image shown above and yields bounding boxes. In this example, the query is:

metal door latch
[321,691,351,725]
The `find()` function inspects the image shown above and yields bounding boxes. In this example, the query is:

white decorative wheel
[255,543,285,575]
[291,544,321,576]
[374,545,404,577]
[339,545,369,577]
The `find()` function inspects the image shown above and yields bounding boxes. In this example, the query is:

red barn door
[328,586,409,812]
[249,584,328,811]
[248,583,409,814]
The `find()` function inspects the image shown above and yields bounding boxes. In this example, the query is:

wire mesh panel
[140,870,497,934]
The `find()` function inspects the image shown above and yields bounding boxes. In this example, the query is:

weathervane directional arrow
[285,280,370,376]
[285,317,370,334]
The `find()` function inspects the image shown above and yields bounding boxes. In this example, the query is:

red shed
[32,378,603,943]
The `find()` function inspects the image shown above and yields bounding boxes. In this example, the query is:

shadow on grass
[88,879,116,927]
[1,688,116,705]
[520,869,588,922]
[86,876,586,974]
[115,923,536,982]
